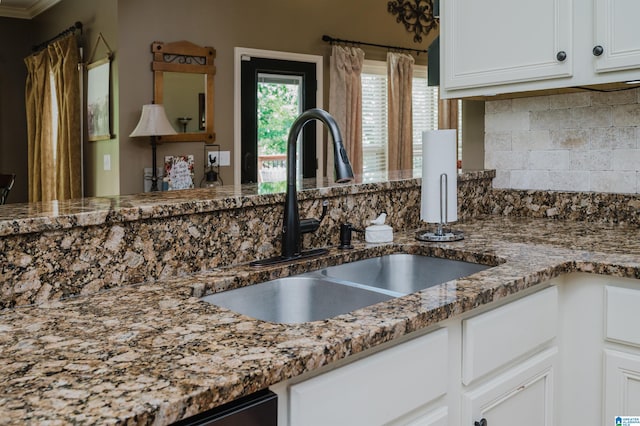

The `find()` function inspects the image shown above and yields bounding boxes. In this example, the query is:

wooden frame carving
[152,40,216,143]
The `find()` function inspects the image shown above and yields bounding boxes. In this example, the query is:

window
[361,61,389,180]
[361,60,462,181]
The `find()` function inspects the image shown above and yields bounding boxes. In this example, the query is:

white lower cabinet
[604,350,640,421]
[603,283,640,422]
[271,275,640,425]
[460,286,559,426]
[461,348,558,426]
[287,328,448,426]
[403,406,448,426]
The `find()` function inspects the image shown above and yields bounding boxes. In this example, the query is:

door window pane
[257,73,302,182]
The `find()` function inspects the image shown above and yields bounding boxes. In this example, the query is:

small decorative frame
[87,58,111,141]
[164,155,195,190]
[387,0,438,43]
[87,33,114,141]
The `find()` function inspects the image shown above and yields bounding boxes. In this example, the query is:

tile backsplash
[485,88,640,193]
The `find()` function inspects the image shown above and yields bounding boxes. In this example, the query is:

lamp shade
[129,104,177,137]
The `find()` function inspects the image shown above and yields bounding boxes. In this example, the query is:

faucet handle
[300,200,329,235]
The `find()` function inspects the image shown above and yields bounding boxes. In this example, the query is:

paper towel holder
[416,173,464,242]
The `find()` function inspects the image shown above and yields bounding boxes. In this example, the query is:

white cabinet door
[289,329,448,426]
[462,348,558,426]
[604,350,640,422]
[442,0,572,91]
[593,0,640,73]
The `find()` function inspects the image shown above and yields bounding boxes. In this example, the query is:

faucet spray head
[334,144,354,183]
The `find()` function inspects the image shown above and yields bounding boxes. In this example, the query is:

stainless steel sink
[201,254,492,324]
[200,276,393,324]
[312,253,491,294]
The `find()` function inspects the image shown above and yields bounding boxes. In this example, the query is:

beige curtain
[24,35,81,202]
[328,45,364,178]
[387,52,414,172]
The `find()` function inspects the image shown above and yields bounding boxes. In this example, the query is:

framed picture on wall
[87,58,111,141]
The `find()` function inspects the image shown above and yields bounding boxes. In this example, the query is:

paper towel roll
[421,130,458,224]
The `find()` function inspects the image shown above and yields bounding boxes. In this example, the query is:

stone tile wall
[485,88,640,193]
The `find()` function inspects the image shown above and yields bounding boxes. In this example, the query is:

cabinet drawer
[605,286,640,347]
[462,286,558,385]
[289,328,448,426]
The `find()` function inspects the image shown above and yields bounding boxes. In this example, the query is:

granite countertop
[1,215,639,424]
[0,170,492,238]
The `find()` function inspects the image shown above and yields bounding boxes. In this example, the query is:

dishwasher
[171,389,277,426]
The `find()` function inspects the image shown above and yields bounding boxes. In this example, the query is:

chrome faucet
[251,108,354,266]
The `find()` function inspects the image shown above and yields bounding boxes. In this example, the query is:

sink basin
[201,254,492,324]
[313,254,491,294]
[200,276,393,324]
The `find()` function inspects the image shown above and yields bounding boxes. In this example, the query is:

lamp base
[416,229,464,242]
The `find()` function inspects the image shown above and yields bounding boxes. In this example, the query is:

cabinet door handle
[556,51,567,61]
[593,45,604,56]
[474,419,487,426]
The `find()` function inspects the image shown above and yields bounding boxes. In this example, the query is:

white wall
[485,89,640,193]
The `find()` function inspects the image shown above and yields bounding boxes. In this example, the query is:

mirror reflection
[163,72,206,134]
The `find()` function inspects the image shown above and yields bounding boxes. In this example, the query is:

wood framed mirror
[152,40,216,143]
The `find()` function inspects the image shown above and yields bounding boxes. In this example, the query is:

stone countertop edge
[0,170,494,237]
[0,214,639,424]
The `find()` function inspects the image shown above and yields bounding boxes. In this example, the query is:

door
[604,350,640,423]
[462,348,558,426]
[593,0,640,73]
[442,0,572,90]
[240,56,317,184]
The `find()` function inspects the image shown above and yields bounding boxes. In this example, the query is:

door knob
[474,419,487,426]
[593,45,604,56]
[556,51,567,61]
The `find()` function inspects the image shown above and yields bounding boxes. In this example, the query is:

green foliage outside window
[257,82,300,155]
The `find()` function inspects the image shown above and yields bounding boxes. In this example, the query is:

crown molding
[0,0,61,19]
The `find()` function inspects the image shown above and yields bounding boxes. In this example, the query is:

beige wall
[33,0,121,198]
[0,0,119,201]
[2,0,440,200]
[117,0,436,194]
[0,18,32,203]
[461,100,485,170]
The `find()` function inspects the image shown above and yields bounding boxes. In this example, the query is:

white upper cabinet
[593,0,640,73]
[442,0,572,92]
[441,0,640,98]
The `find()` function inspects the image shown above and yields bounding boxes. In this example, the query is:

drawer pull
[474,419,487,426]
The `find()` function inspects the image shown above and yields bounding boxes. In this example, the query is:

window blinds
[361,62,439,180]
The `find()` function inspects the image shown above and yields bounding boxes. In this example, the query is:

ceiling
[0,0,60,19]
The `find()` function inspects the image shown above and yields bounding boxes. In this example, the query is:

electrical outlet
[206,151,218,167]
[219,151,230,166]
[103,154,111,171]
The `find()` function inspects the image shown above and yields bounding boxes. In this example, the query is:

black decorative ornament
[387,0,438,43]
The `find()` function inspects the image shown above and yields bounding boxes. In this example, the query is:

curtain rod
[322,34,428,55]
[32,21,83,53]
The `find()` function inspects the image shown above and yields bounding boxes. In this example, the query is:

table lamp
[130,104,177,191]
